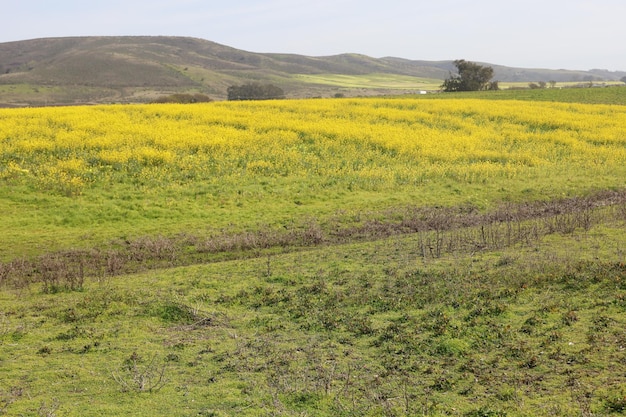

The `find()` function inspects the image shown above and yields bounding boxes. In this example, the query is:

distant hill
[1,36,624,106]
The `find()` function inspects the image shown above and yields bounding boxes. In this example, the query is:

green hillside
[1,36,624,106]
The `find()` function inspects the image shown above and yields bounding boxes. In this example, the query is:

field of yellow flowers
[1,97,626,257]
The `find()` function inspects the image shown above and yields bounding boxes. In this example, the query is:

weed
[464,406,507,417]
[520,315,542,334]
[152,301,197,324]
[561,310,579,326]
[0,386,24,414]
[111,351,169,393]
[603,388,626,413]
[37,398,59,417]
[496,385,517,402]
[37,345,52,355]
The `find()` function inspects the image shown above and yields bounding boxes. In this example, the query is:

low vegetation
[150,93,212,104]
[430,83,626,105]
[1,89,626,415]
[2,189,625,294]
[1,204,625,416]
[293,73,443,91]
[226,83,285,100]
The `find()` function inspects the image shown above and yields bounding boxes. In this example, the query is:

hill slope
[1,36,624,105]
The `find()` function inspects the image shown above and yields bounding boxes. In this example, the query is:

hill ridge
[1,36,624,106]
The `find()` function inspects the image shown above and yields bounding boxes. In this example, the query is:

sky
[2,0,625,71]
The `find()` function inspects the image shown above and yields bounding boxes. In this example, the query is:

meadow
[293,73,443,90]
[1,88,626,416]
[2,92,626,259]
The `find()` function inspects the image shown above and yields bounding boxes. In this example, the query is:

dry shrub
[2,189,626,290]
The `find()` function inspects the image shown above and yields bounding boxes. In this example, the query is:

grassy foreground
[1,88,626,415]
[1,211,625,416]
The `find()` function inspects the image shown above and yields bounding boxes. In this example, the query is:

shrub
[604,388,626,413]
[227,83,285,100]
[150,93,212,104]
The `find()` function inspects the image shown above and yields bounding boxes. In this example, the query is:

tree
[442,59,496,92]
[227,83,285,100]
[487,81,500,91]
[528,82,542,89]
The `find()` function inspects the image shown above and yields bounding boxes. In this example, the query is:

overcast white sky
[2,0,625,71]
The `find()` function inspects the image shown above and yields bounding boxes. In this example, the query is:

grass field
[1,88,626,416]
[293,73,443,91]
[2,90,626,258]
[429,84,626,105]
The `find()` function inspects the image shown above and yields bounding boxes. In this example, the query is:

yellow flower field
[2,97,626,199]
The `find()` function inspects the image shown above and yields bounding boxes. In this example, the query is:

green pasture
[1,211,625,416]
[293,73,442,90]
[425,83,626,104]
[3,162,626,263]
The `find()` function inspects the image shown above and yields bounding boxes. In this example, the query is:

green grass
[2,163,625,261]
[425,84,626,105]
[1,216,625,416]
[293,73,442,90]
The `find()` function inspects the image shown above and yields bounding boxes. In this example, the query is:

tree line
[227,83,285,100]
[149,83,286,104]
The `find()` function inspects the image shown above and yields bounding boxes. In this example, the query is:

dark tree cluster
[227,83,285,101]
[442,59,498,92]
[150,93,212,104]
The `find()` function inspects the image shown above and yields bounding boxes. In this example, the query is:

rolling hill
[0,36,624,106]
